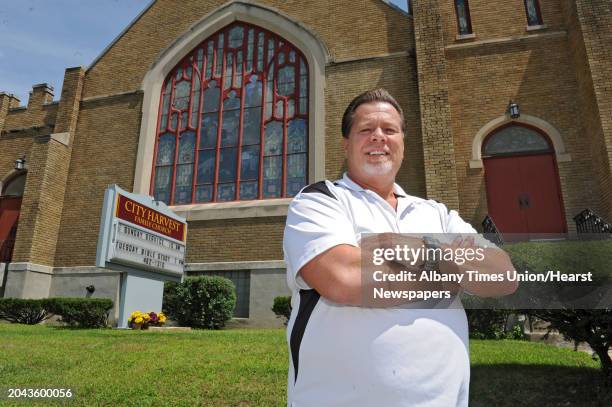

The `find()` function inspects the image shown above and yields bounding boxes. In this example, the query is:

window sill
[526,24,547,32]
[170,198,292,221]
[456,33,476,41]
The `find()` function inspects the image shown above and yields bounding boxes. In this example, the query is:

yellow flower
[134,317,143,324]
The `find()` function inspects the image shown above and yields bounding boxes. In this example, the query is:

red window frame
[150,22,309,205]
[454,0,473,35]
[524,0,544,26]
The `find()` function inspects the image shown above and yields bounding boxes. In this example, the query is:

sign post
[96,185,187,328]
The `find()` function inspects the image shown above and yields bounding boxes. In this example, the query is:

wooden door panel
[518,155,566,234]
[0,197,21,242]
[483,156,528,234]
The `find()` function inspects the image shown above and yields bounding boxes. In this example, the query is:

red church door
[483,124,566,239]
[0,197,21,262]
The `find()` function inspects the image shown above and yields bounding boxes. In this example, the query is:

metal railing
[482,215,504,246]
[574,209,612,234]
[0,239,15,263]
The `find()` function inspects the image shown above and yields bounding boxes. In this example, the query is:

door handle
[518,193,530,209]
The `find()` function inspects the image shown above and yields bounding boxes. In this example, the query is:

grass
[0,324,610,406]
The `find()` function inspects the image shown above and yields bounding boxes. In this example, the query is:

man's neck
[347,172,397,209]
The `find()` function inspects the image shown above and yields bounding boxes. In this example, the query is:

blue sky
[0,0,408,105]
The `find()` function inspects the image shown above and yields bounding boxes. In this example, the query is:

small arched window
[454,0,473,35]
[483,125,552,157]
[152,22,309,205]
[524,0,543,26]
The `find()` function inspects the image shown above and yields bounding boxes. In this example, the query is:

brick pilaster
[412,0,460,209]
[562,0,612,220]
[12,67,85,266]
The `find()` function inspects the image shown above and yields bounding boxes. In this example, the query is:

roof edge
[86,0,157,73]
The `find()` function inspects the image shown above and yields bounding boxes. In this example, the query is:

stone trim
[455,33,476,40]
[52,266,122,276]
[526,24,548,32]
[187,260,285,272]
[50,132,70,146]
[330,51,410,65]
[133,1,329,202]
[170,198,291,221]
[7,262,54,275]
[446,30,567,52]
[80,90,143,104]
[469,114,572,169]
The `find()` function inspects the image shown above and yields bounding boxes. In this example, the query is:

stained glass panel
[455,0,472,35]
[243,107,262,145]
[217,183,236,201]
[178,131,195,164]
[153,166,172,204]
[174,164,193,204]
[287,119,307,153]
[218,147,238,182]
[196,185,213,203]
[277,66,295,96]
[264,121,283,155]
[228,26,243,48]
[240,181,258,200]
[483,126,551,156]
[203,81,220,113]
[197,150,216,184]
[200,113,218,149]
[263,156,282,198]
[154,22,309,204]
[173,81,191,110]
[156,133,175,165]
[525,0,542,26]
[240,145,260,180]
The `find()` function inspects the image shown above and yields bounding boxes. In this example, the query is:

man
[283,89,517,406]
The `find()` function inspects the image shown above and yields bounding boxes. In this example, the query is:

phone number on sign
[4,388,74,399]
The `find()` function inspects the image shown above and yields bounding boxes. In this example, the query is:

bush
[164,276,236,329]
[466,308,512,339]
[503,240,612,384]
[272,296,292,325]
[0,298,53,324]
[162,280,182,318]
[528,309,612,385]
[46,298,113,328]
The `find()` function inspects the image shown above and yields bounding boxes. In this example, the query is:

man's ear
[342,137,348,155]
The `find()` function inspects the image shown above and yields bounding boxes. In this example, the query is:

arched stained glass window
[483,125,552,157]
[152,22,309,205]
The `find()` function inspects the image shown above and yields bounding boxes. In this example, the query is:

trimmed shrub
[162,280,182,318]
[46,298,113,328]
[272,296,292,325]
[0,298,53,324]
[165,276,236,329]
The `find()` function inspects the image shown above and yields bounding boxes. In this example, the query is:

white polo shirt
[283,174,478,407]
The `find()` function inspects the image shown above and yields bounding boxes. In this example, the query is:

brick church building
[0,0,610,326]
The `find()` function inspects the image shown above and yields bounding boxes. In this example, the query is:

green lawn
[0,324,609,406]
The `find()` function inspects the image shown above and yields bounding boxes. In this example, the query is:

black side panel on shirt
[290,289,321,383]
[301,181,336,200]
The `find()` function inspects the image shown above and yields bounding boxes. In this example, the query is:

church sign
[96,185,186,328]
[97,185,186,276]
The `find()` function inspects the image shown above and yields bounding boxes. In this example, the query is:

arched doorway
[0,172,26,262]
[483,124,566,238]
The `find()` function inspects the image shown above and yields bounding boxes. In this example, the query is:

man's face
[343,101,404,184]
